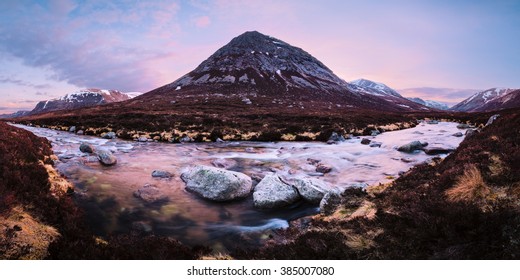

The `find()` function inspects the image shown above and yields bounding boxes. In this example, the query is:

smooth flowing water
[14,122,467,252]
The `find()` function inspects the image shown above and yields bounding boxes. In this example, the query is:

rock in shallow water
[181,165,252,201]
[151,170,173,178]
[290,177,334,204]
[360,138,371,145]
[316,164,332,174]
[133,184,168,203]
[397,141,425,153]
[79,143,94,153]
[452,132,463,137]
[423,146,454,155]
[253,174,300,209]
[96,149,117,166]
[102,132,116,139]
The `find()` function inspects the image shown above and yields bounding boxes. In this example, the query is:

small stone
[69,126,76,133]
[361,138,371,145]
[457,123,471,129]
[401,157,416,163]
[307,158,321,165]
[423,146,455,155]
[328,132,346,143]
[179,135,194,143]
[133,184,168,203]
[138,136,148,142]
[316,164,332,174]
[369,141,382,148]
[76,130,84,135]
[452,132,463,137]
[102,132,116,139]
[79,143,94,153]
[151,170,173,178]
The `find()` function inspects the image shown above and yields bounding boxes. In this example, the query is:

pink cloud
[193,16,211,28]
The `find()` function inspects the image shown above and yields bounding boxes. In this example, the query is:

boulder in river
[181,165,252,201]
[452,132,463,137]
[133,184,168,204]
[151,170,173,178]
[79,143,94,153]
[253,174,300,209]
[361,138,371,145]
[138,136,148,142]
[76,130,84,135]
[69,126,76,133]
[96,149,117,166]
[291,177,333,204]
[397,141,424,153]
[426,120,439,124]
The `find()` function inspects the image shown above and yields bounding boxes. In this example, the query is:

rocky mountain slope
[451,88,519,112]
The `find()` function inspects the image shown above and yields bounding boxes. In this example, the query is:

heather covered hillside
[0,122,207,259]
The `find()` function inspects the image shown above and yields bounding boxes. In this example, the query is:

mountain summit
[135,31,426,111]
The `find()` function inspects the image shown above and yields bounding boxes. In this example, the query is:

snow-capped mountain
[133,31,427,112]
[31,89,132,115]
[407,97,449,110]
[349,79,402,98]
[451,88,519,112]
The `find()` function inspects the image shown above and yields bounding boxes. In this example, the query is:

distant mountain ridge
[0,110,31,119]
[451,88,519,112]
[30,89,132,115]
[407,97,449,110]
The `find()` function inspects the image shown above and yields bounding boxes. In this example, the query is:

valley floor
[2,108,519,259]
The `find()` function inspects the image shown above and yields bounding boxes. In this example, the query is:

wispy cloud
[0,77,51,89]
[0,1,183,92]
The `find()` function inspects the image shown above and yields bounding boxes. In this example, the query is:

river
[13,121,467,252]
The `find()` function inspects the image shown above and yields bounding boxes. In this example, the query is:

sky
[1,0,519,113]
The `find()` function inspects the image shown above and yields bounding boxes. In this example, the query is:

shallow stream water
[14,122,467,252]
